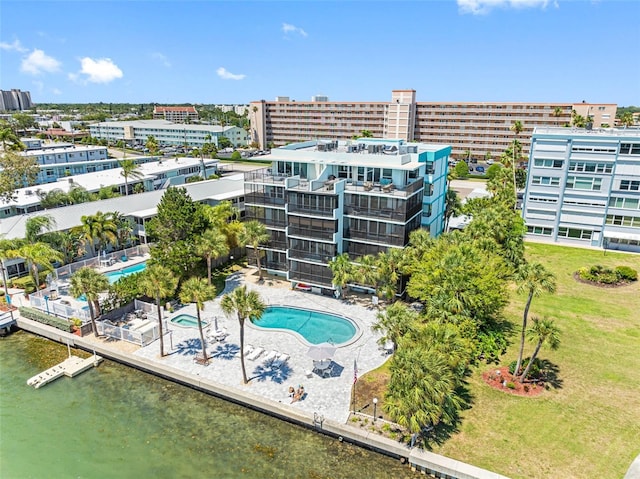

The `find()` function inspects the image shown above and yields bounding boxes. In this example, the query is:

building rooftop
[533,127,640,138]
[3,156,218,208]
[0,174,245,240]
[270,139,448,169]
[21,144,106,156]
[154,106,197,113]
[92,119,237,133]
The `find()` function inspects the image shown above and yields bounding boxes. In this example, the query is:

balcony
[288,248,335,263]
[344,229,405,247]
[287,226,335,241]
[287,204,336,217]
[244,193,286,207]
[245,168,289,184]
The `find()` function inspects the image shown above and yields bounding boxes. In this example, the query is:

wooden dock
[27,354,103,389]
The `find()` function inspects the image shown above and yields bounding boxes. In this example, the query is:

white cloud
[20,49,61,75]
[151,52,171,68]
[73,57,123,83]
[0,39,28,52]
[457,0,556,15]
[282,23,308,37]
[52,88,62,95]
[216,67,246,81]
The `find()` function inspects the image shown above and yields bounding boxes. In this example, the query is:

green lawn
[430,243,640,478]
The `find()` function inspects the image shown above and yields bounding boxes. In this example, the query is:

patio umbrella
[306,342,337,361]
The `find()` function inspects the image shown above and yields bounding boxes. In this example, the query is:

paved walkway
[134,269,389,423]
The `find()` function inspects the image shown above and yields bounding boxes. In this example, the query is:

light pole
[44,295,50,315]
[373,397,378,423]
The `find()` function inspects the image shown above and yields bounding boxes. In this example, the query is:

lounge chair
[262,350,279,365]
[272,353,290,368]
[243,344,255,357]
[246,347,264,361]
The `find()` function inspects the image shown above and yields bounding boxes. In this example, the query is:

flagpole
[352,358,358,414]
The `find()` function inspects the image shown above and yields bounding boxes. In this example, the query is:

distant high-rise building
[250,89,617,160]
[153,106,199,123]
[0,89,34,111]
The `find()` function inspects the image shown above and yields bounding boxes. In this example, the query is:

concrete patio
[134,268,391,423]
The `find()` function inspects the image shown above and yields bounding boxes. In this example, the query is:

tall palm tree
[328,253,353,299]
[220,285,265,384]
[553,106,563,118]
[239,220,270,281]
[509,120,523,210]
[11,242,63,292]
[145,135,159,156]
[0,237,23,296]
[179,277,216,362]
[76,211,118,256]
[70,267,109,337]
[203,201,242,250]
[119,159,143,196]
[444,189,462,232]
[139,265,178,357]
[514,262,556,380]
[196,228,229,286]
[520,317,560,381]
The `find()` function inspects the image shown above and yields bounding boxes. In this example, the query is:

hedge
[12,276,36,294]
[18,306,73,332]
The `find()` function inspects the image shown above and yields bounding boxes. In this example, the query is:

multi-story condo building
[244,138,451,293]
[153,106,199,123]
[0,89,33,111]
[18,142,129,185]
[523,127,640,253]
[250,89,616,161]
[89,120,249,148]
[214,104,249,115]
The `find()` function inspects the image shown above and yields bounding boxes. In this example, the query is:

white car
[486,159,495,165]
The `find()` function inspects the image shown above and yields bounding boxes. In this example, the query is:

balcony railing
[244,193,286,207]
[288,249,335,263]
[345,229,405,247]
[287,226,335,241]
[245,168,289,184]
[287,204,335,217]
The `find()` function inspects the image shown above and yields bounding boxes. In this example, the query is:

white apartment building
[250,89,617,161]
[89,120,249,148]
[523,127,640,253]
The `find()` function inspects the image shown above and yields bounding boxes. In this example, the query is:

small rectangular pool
[170,314,206,329]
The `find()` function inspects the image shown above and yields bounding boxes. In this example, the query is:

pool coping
[247,303,363,348]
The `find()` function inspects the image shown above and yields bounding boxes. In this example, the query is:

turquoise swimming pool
[253,306,357,345]
[170,314,207,328]
[105,262,147,284]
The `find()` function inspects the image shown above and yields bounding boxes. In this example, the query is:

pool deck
[134,269,389,424]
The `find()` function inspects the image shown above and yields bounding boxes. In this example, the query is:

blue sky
[1,0,639,106]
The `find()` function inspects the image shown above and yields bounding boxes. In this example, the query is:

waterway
[0,332,416,478]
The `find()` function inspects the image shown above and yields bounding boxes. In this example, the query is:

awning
[603,231,640,242]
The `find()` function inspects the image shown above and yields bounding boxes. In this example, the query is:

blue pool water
[105,261,147,284]
[253,306,356,345]
[171,314,207,328]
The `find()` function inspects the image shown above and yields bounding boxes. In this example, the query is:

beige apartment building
[250,90,616,160]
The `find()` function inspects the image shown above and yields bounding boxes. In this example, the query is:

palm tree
[520,317,560,381]
[145,135,159,156]
[239,220,270,281]
[179,277,216,362]
[444,189,462,232]
[196,228,229,286]
[0,237,23,296]
[620,111,634,128]
[25,214,56,243]
[220,285,265,384]
[509,120,523,210]
[119,159,143,196]
[553,106,563,118]
[513,262,556,380]
[328,253,353,299]
[76,211,118,257]
[0,126,23,151]
[12,242,63,292]
[372,301,417,351]
[203,201,243,250]
[70,266,109,337]
[139,265,178,357]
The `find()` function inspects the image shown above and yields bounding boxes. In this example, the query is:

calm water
[254,306,356,345]
[0,332,415,479]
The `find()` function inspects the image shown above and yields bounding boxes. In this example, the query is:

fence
[54,244,150,281]
[96,299,163,347]
[28,287,91,322]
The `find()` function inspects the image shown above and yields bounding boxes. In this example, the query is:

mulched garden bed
[482,366,545,397]
[572,272,633,288]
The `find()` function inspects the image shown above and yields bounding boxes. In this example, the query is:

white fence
[54,244,150,281]
[28,288,91,322]
[97,299,163,347]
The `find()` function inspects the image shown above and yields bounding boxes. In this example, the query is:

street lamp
[44,295,50,315]
[373,397,378,423]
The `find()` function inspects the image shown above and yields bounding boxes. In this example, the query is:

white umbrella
[306,342,337,361]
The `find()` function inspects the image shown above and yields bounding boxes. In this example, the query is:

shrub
[578,265,621,284]
[11,276,36,293]
[509,357,542,379]
[18,306,72,332]
[506,382,516,390]
[615,266,638,281]
[524,385,530,393]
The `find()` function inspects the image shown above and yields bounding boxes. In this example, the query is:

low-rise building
[244,138,451,292]
[523,127,640,253]
[153,106,199,123]
[89,119,249,148]
[1,156,219,218]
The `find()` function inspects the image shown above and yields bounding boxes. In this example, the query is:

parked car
[486,159,495,165]
[475,166,486,173]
